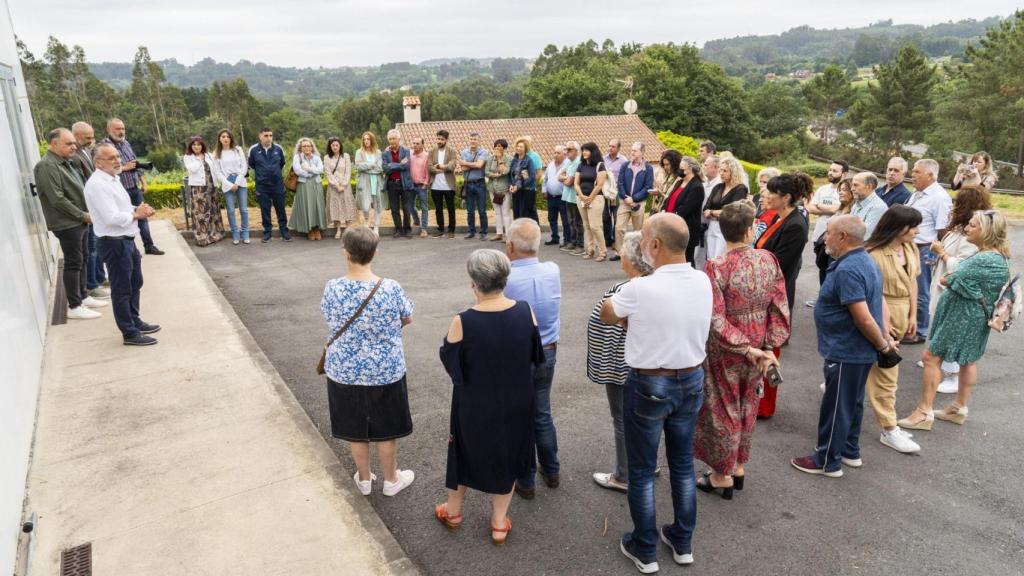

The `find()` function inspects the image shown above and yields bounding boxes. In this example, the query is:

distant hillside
[88,56,529,100]
[701,16,1004,75]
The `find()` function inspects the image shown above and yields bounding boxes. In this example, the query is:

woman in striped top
[589,230,653,493]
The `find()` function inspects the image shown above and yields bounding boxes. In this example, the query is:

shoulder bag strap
[317,279,384,374]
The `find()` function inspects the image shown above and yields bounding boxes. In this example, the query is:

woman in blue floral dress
[321,226,416,497]
[899,210,1010,431]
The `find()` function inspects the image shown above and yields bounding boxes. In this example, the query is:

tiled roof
[396,114,667,165]
[402,96,421,106]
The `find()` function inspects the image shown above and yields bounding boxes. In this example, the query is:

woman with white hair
[436,249,544,546]
[589,231,653,493]
[290,137,327,240]
[702,156,749,260]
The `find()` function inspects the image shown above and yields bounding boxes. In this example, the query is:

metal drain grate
[60,542,92,576]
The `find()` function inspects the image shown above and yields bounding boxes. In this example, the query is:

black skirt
[327,375,412,442]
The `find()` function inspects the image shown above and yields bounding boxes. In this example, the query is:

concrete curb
[167,221,420,576]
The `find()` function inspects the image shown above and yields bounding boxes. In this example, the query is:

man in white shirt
[805,160,848,305]
[905,158,953,343]
[600,213,714,573]
[84,143,161,346]
[849,171,888,240]
[692,156,721,270]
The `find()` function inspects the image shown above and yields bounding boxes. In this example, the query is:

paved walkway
[27,220,417,575]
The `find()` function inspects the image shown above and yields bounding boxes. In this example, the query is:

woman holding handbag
[485,139,513,242]
[320,226,416,497]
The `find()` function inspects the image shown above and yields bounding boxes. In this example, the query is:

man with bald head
[101,118,163,255]
[601,212,711,572]
[792,215,898,479]
[35,128,108,319]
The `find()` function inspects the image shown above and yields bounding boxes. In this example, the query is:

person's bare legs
[350,442,372,481]
[912,349,943,420]
[491,490,514,540]
[444,485,467,518]
[953,362,977,408]
[377,440,398,483]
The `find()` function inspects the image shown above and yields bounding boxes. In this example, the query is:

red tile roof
[397,114,666,165]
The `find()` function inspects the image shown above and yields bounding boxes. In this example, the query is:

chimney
[403,96,421,124]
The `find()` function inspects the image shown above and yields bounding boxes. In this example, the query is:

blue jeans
[916,245,933,336]
[464,180,488,235]
[518,347,560,488]
[623,368,703,562]
[97,236,144,339]
[412,186,429,229]
[813,360,871,471]
[125,187,154,248]
[222,186,250,242]
[546,194,570,244]
[86,226,106,289]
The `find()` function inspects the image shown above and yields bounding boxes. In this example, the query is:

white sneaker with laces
[382,469,415,497]
[88,287,110,298]
[880,428,921,453]
[82,296,109,308]
[937,373,959,394]
[67,306,101,319]
[353,471,376,496]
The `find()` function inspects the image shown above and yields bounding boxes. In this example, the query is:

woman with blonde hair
[953,151,998,191]
[509,137,538,222]
[899,209,1011,433]
[355,131,388,235]
[290,137,327,240]
[702,156,748,260]
[753,167,781,218]
[324,137,356,238]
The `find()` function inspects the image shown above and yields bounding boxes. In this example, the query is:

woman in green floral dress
[900,210,1010,431]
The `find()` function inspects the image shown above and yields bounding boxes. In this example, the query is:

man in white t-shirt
[905,158,953,342]
[804,160,848,306]
[600,213,714,573]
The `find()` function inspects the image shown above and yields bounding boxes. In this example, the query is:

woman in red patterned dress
[694,201,791,499]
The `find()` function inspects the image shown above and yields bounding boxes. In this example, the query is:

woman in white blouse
[183,135,225,246]
[290,137,327,240]
[211,129,250,244]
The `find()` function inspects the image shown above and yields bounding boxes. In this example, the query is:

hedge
[656,130,766,185]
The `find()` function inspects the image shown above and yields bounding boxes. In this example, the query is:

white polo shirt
[907,181,952,244]
[810,183,840,242]
[610,263,711,369]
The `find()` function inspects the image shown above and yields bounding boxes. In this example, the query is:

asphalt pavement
[193,224,1024,576]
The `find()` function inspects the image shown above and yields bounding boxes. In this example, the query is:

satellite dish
[624,99,638,114]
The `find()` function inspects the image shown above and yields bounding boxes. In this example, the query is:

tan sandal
[490,517,512,546]
[934,404,968,425]
[897,408,934,431]
[434,502,462,530]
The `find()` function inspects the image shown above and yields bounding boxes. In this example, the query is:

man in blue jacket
[382,129,415,238]
[248,127,291,242]
[610,141,655,261]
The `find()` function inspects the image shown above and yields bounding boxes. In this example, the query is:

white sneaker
[937,374,959,394]
[841,456,863,468]
[88,287,110,298]
[916,360,924,368]
[880,428,921,454]
[382,469,415,497]
[805,300,816,308]
[819,381,826,393]
[67,306,101,319]
[353,471,376,496]
[82,296,109,308]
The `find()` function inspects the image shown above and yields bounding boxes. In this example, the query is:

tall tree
[802,64,855,144]
[852,44,937,156]
[749,81,808,138]
[209,78,262,147]
[130,46,167,145]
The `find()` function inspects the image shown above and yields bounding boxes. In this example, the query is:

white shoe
[88,287,110,298]
[819,381,826,393]
[937,374,959,394]
[805,300,816,308]
[82,296,109,308]
[840,456,863,468]
[880,428,921,453]
[916,360,924,368]
[67,306,101,319]
[382,469,415,497]
[353,471,376,496]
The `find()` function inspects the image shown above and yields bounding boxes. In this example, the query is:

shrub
[146,146,182,172]
[778,162,830,178]
[657,130,765,185]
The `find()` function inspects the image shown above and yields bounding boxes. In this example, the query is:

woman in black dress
[661,153,705,264]
[703,156,749,260]
[436,249,544,545]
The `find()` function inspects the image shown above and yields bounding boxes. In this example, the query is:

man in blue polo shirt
[248,127,291,242]
[875,156,911,207]
[792,215,898,478]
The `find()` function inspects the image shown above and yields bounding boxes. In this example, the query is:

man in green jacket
[34,128,108,320]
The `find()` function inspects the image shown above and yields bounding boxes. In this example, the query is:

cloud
[9,0,1018,67]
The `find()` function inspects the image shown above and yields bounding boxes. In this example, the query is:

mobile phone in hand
[766,364,783,387]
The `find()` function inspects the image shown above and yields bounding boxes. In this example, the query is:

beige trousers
[578,195,606,257]
[614,202,646,253]
[866,296,909,428]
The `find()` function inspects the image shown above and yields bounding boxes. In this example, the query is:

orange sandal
[434,503,462,530]
[490,517,512,546]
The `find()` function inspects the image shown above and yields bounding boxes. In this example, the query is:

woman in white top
[354,131,387,234]
[290,137,327,240]
[324,137,357,238]
[183,135,225,246]
[211,129,250,244]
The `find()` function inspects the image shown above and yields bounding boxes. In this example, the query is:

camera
[135,160,154,171]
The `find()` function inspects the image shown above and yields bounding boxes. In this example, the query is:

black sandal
[696,472,734,500]
[733,474,745,491]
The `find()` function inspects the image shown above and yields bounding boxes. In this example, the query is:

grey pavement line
[166,222,422,576]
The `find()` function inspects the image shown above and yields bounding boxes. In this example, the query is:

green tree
[802,65,855,144]
[852,44,937,157]
[749,81,807,138]
[209,78,263,147]
[129,46,168,145]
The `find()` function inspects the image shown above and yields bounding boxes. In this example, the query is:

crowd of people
[34,116,1017,572]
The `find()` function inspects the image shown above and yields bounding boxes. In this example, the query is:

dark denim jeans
[518,347,560,488]
[464,179,488,235]
[622,368,703,562]
[125,187,154,248]
[546,194,571,244]
[97,236,144,338]
[412,186,429,229]
[86,225,106,289]
[916,245,933,336]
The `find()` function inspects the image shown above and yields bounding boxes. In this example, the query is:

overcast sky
[9,0,1018,68]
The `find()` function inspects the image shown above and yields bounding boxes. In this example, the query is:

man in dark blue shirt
[248,127,291,242]
[875,156,912,207]
[792,215,897,478]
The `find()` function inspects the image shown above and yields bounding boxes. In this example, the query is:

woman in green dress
[355,131,387,235]
[899,209,1010,431]
[290,137,327,240]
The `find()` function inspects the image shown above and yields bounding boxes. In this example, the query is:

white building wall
[0,0,53,572]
